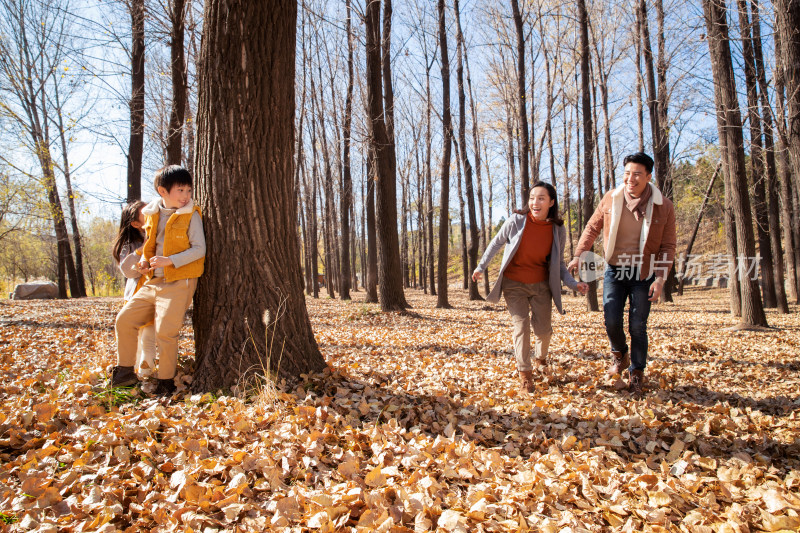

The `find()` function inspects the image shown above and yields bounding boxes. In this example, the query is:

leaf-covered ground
[1,288,799,532]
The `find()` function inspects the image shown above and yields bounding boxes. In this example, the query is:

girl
[472,181,588,394]
[112,201,156,378]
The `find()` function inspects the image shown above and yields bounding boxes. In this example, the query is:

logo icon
[578,251,605,283]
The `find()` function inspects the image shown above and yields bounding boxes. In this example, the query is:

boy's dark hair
[623,152,654,174]
[154,165,192,192]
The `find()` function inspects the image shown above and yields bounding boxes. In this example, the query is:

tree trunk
[737,0,777,308]
[436,0,452,309]
[751,0,789,312]
[364,0,407,311]
[510,0,530,204]
[166,0,187,165]
[52,82,87,298]
[127,0,145,202]
[338,0,354,300]
[774,0,800,302]
[774,37,800,303]
[703,0,768,327]
[578,0,599,311]
[425,56,436,296]
[454,138,468,290]
[193,0,326,390]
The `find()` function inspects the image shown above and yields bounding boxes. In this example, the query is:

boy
[110,165,206,395]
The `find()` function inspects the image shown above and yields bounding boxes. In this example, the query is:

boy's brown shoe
[154,378,176,397]
[607,350,630,376]
[110,366,139,388]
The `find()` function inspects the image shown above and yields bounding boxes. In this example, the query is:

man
[567,152,676,395]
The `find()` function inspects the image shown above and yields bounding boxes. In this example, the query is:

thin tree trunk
[678,160,720,295]
[454,0,481,300]
[579,0,599,311]
[365,151,379,303]
[510,0,530,204]
[127,0,145,202]
[165,0,187,165]
[339,0,353,300]
[425,54,436,296]
[436,0,452,309]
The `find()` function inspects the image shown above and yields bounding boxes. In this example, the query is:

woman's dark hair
[112,200,146,262]
[515,181,564,226]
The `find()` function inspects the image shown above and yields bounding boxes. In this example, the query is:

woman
[472,181,588,394]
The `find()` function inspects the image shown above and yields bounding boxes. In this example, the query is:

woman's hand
[471,270,482,283]
[575,282,589,295]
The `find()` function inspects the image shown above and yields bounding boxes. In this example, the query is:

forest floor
[1,287,799,532]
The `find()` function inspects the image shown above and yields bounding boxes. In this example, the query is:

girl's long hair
[112,201,146,262]
[514,181,564,226]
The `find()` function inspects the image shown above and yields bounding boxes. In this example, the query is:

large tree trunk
[774,0,800,302]
[578,0,599,311]
[774,33,800,303]
[703,0,768,328]
[737,0,777,308]
[339,0,354,300]
[165,0,187,165]
[365,0,407,311]
[436,0,452,309]
[750,0,789,312]
[127,0,145,202]
[510,0,530,204]
[193,0,326,390]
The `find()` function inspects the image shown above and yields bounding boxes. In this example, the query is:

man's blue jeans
[602,266,653,371]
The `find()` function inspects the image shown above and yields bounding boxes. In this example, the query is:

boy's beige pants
[502,278,553,372]
[115,277,197,380]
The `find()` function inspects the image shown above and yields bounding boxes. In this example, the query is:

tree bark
[436,0,452,309]
[774,0,800,302]
[750,0,789,312]
[193,0,326,390]
[737,0,777,308]
[165,0,187,165]
[339,0,354,300]
[365,0,407,311]
[703,0,768,327]
[510,0,530,204]
[127,0,145,202]
[578,0,599,311]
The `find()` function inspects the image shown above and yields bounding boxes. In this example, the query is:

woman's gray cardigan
[474,213,579,314]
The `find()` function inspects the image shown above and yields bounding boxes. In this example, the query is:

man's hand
[471,270,482,283]
[575,282,589,295]
[149,256,174,269]
[567,257,581,276]
[649,277,665,302]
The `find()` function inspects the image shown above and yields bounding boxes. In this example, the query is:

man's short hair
[154,165,193,192]
[623,152,655,174]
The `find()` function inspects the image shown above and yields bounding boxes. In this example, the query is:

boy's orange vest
[142,205,205,282]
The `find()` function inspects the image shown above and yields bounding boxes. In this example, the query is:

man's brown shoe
[519,370,534,394]
[607,350,630,376]
[629,369,644,395]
